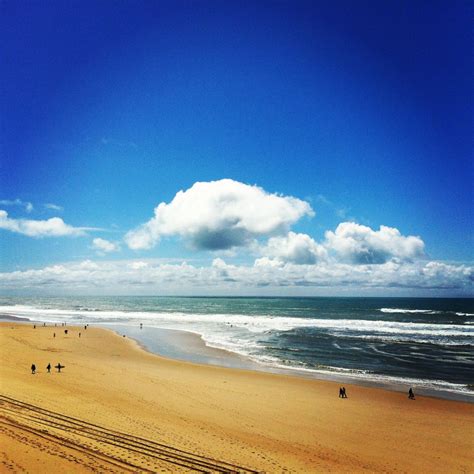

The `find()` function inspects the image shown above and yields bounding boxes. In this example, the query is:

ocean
[1,296,473,399]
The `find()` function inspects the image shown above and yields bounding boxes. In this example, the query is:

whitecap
[380,308,441,314]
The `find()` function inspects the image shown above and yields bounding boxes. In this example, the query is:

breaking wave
[380,308,441,314]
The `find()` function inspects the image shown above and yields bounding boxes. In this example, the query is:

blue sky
[1,1,472,295]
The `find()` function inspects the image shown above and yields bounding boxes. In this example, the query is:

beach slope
[1,323,472,472]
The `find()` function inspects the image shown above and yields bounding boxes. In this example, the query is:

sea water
[1,296,473,398]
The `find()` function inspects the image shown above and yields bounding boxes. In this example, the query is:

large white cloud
[0,210,85,237]
[125,179,314,250]
[260,232,327,264]
[0,258,471,295]
[324,222,425,264]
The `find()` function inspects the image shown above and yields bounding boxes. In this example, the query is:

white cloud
[92,238,120,253]
[45,203,63,212]
[0,258,471,296]
[254,257,284,268]
[128,261,149,270]
[324,222,425,264]
[125,179,314,250]
[0,210,86,237]
[0,199,33,213]
[77,260,100,270]
[260,232,327,264]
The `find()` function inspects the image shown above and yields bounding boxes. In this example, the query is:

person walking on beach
[408,388,415,400]
[46,363,51,373]
[55,363,65,373]
[79,332,81,338]
[31,364,36,374]
[339,387,343,398]
[342,387,347,398]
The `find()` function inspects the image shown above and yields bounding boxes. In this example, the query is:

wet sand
[106,324,265,370]
[106,324,474,402]
[1,322,473,472]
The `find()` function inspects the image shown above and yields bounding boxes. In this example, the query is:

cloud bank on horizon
[0,257,471,296]
[0,179,472,295]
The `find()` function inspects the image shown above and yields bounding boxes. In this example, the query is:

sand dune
[1,323,473,472]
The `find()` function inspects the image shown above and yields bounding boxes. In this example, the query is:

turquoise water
[1,296,473,396]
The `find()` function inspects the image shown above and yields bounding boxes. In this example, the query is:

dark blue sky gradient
[1,0,472,269]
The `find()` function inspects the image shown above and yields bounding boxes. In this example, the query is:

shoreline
[2,315,473,402]
[107,324,474,403]
[1,321,473,472]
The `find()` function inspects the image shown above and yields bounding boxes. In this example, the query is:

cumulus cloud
[260,232,327,264]
[0,198,33,213]
[324,222,425,264]
[0,210,86,237]
[0,258,471,295]
[125,179,314,251]
[92,238,120,253]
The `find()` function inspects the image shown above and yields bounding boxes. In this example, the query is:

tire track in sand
[0,394,260,473]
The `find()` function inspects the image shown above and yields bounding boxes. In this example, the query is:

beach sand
[1,323,472,472]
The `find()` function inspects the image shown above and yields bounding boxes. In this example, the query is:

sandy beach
[1,322,472,473]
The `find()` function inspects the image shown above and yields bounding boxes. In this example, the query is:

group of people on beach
[33,323,89,330]
[338,386,415,399]
[34,321,89,339]
[31,363,64,374]
[29,322,89,375]
[33,322,72,328]
[338,387,348,398]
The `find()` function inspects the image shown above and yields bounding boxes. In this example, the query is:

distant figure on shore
[408,388,415,400]
[79,332,81,338]
[342,387,347,398]
[33,325,36,329]
[55,363,65,373]
[53,333,56,338]
[64,329,68,335]
[31,364,36,374]
[140,323,143,329]
[84,325,87,330]
[46,363,51,373]
[339,387,344,398]
[43,323,46,327]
